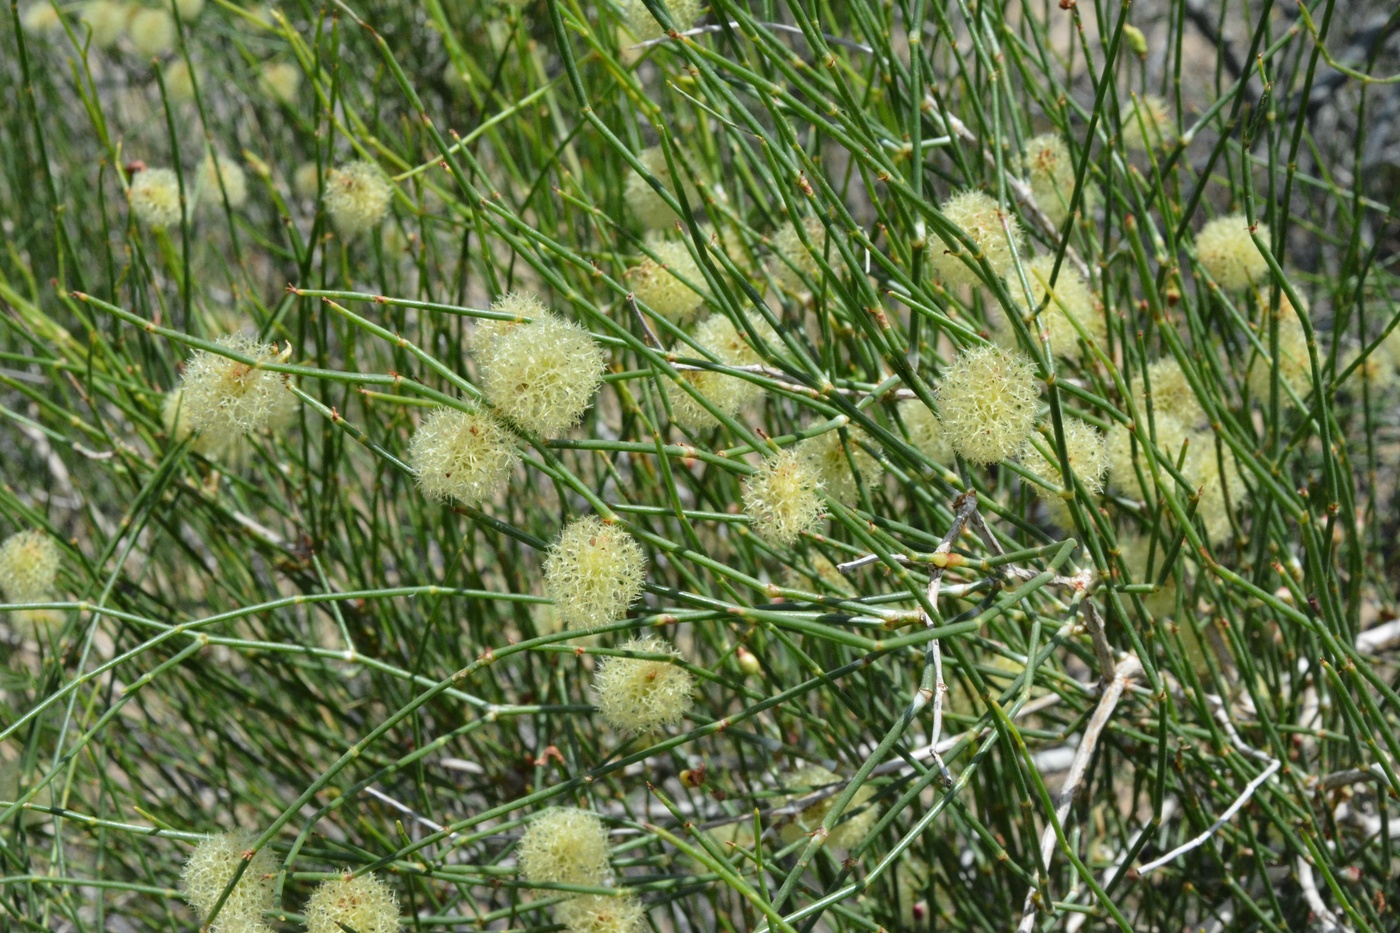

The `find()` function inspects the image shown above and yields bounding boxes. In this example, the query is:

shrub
[6,1,1398,929]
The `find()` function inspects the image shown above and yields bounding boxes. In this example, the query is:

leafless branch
[626,294,663,349]
[669,360,832,398]
[665,693,1071,836]
[909,491,984,783]
[1357,619,1400,654]
[1017,656,1142,932]
[1080,598,1117,686]
[1296,854,1351,932]
[1317,764,1390,790]
[1064,799,1180,933]
[1136,758,1280,874]
[364,784,451,838]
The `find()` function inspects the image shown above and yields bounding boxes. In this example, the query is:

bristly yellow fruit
[666,313,768,430]
[624,145,701,229]
[471,291,546,352]
[1121,94,1171,152]
[176,334,297,437]
[929,190,1024,288]
[199,153,248,209]
[304,871,400,933]
[779,764,879,850]
[1020,418,1110,498]
[771,216,841,292]
[518,807,613,887]
[1182,434,1245,545]
[1128,357,1205,428]
[543,516,647,632]
[896,399,955,467]
[1019,418,1109,525]
[0,529,61,604]
[128,167,184,229]
[180,830,278,933]
[324,161,392,237]
[592,635,696,735]
[258,61,301,104]
[1245,292,1311,402]
[409,406,518,506]
[478,312,607,437]
[629,240,705,324]
[1105,413,1188,496]
[1013,254,1105,362]
[796,426,882,504]
[20,2,62,35]
[936,346,1039,465]
[618,0,702,42]
[556,893,645,933]
[129,6,176,56]
[1024,134,1077,227]
[1197,213,1271,292]
[165,59,201,102]
[162,387,251,464]
[80,1,126,48]
[742,449,824,545]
